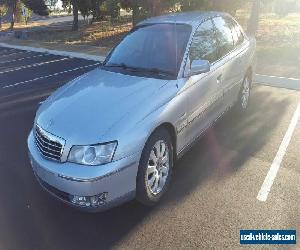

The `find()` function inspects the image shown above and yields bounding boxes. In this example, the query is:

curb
[254,74,300,91]
[0,42,106,62]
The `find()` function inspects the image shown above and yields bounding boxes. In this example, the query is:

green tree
[91,0,105,21]
[120,0,142,25]
[62,0,105,30]
[105,0,120,19]
[45,0,58,12]
[78,0,92,21]
[211,0,246,15]
[247,0,261,35]
[3,0,48,29]
[178,0,264,36]
[179,0,209,11]
[71,0,78,30]
[22,0,48,15]
[0,1,8,28]
[61,0,79,30]
[120,0,178,25]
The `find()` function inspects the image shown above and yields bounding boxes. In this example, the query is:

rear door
[212,16,249,108]
[228,19,249,104]
[212,16,236,109]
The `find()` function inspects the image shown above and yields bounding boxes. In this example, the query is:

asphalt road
[0,47,299,250]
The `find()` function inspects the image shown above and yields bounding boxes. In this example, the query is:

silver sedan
[28,11,256,211]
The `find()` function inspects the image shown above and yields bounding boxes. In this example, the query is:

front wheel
[136,128,174,206]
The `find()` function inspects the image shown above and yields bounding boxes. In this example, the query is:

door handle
[217,74,222,84]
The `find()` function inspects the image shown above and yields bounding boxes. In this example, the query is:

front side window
[189,19,218,64]
[103,23,192,79]
[213,16,234,59]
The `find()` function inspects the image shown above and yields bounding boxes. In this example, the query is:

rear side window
[234,23,245,46]
[227,18,245,47]
[189,19,218,64]
[213,16,234,58]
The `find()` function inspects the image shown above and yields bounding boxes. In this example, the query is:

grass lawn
[0,17,132,55]
[257,14,300,78]
[237,12,300,78]
[29,19,132,50]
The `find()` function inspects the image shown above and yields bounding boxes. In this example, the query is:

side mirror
[187,60,210,77]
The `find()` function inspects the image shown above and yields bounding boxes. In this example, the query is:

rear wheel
[235,74,251,112]
[136,128,173,206]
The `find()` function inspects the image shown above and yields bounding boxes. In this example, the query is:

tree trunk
[147,0,162,17]
[92,0,102,22]
[72,0,79,31]
[9,0,17,30]
[247,0,261,36]
[132,2,139,26]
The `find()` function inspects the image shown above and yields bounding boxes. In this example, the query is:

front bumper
[28,131,140,211]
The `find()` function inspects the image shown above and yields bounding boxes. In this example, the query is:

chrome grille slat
[34,125,64,162]
[36,137,61,155]
[35,134,61,153]
[35,140,61,160]
[35,130,61,149]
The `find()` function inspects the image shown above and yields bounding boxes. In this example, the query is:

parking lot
[0,46,299,249]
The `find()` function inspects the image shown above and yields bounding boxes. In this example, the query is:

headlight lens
[68,142,117,166]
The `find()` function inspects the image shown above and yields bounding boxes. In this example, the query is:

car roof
[138,11,231,27]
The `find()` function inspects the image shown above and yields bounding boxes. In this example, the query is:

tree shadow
[165,87,290,203]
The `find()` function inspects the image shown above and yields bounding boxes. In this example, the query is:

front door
[183,19,224,146]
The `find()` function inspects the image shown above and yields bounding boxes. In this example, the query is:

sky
[55,0,63,9]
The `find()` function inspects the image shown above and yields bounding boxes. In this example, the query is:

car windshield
[103,23,192,79]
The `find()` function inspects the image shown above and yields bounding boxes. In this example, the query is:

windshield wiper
[144,68,174,77]
[104,63,140,71]
[104,64,174,77]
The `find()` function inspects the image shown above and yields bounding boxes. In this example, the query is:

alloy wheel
[146,140,170,195]
[241,77,250,109]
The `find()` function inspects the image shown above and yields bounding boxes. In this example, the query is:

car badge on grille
[46,119,54,129]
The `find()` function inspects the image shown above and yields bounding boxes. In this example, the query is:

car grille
[34,125,65,161]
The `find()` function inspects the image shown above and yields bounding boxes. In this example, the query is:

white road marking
[0,49,16,54]
[257,102,300,202]
[255,74,300,81]
[0,57,70,74]
[2,63,101,88]
[0,51,31,58]
[254,74,300,91]
[0,43,106,62]
[0,53,50,65]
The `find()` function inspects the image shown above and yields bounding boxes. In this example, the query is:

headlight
[68,141,117,166]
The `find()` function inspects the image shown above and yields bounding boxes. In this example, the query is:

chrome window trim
[179,15,221,79]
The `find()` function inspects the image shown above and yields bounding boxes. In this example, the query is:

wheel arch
[149,122,178,162]
[246,66,253,86]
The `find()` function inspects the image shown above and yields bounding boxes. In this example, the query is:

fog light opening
[71,195,91,207]
[70,192,108,207]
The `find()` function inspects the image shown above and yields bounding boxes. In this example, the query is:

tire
[235,73,251,113]
[136,128,174,206]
